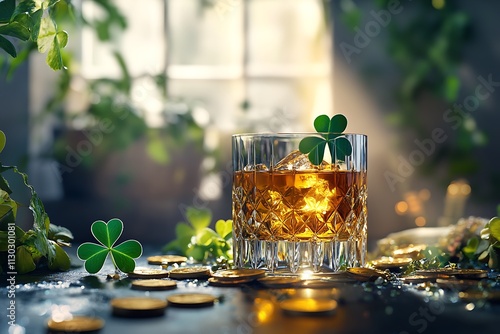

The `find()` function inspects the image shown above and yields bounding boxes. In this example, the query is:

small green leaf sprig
[163,207,232,264]
[299,114,353,165]
[466,209,500,269]
[77,218,143,274]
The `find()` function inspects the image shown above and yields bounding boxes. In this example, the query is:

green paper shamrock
[77,218,142,274]
[299,114,353,165]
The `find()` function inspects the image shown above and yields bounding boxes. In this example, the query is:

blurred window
[80,0,332,132]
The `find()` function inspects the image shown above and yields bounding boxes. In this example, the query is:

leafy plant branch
[163,206,233,264]
[0,0,70,71]
[0,130,72,274]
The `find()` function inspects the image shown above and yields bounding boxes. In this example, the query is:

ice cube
[244,164,269,171]
[274,150,319,171]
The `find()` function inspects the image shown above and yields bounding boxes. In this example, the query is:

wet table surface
[1,251,499,334]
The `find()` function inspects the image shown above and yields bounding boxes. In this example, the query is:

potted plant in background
[1,0,220,245]
[31,1,216,204]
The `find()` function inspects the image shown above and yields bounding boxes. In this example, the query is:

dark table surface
[1,251,499,334]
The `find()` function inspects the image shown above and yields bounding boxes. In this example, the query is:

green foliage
[0,130,72,274]
[403,246,451,276]
[299,114,352,165]
[472,216,500,269]
[77,218,143,274]
[0,0,69,70]
[162,207,233,263]
[339,2,486,186]
[450,214,500,269]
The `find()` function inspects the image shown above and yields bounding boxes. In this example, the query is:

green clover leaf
[299,114,353,165]
[77,218,143,274]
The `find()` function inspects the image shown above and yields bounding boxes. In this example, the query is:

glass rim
[232,132,367,138]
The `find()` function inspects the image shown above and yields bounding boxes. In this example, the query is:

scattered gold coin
[168,266,211,280]
[147,255,188,265]
[167,293,216,308]
[400,275,435,284]
[257,276,301,288]
[280,298,337,316]
[414,268,487,280]
[435,278,482,291]
[297,279,349,289]
[392,244,426,259]
[347,267,391,281]
[212,269,266,282]
[111,297,167,318]
[131,279,177,291]
[310,271,359,283]
[371,257,412,271]
[208,277,253,287]
[459,290,500,303]
[449,269,488,280]
[127,267,169,279]
[47,316,104,332]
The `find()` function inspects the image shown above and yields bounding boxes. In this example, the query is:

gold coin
[347,267,391,281]
[400,275,435,284]
[310,271,359,283]
[459,290,500,303]
[131,279,177,291]
[297,279,348,289]
[372,257,412,270]
[450,269,488,280]
[212,269,266,281]
[167,293,216,308]
[168,266,211,279]
[127,267,169,279]
[258,276,301,288]
[208,277,253,287]
[414,268,487,280]
[47,316,104,332]
[147,255,188,265]
[280,298,337,315]
[436,278,482,291]
[111,297,167,317]
[392,244,426,259]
